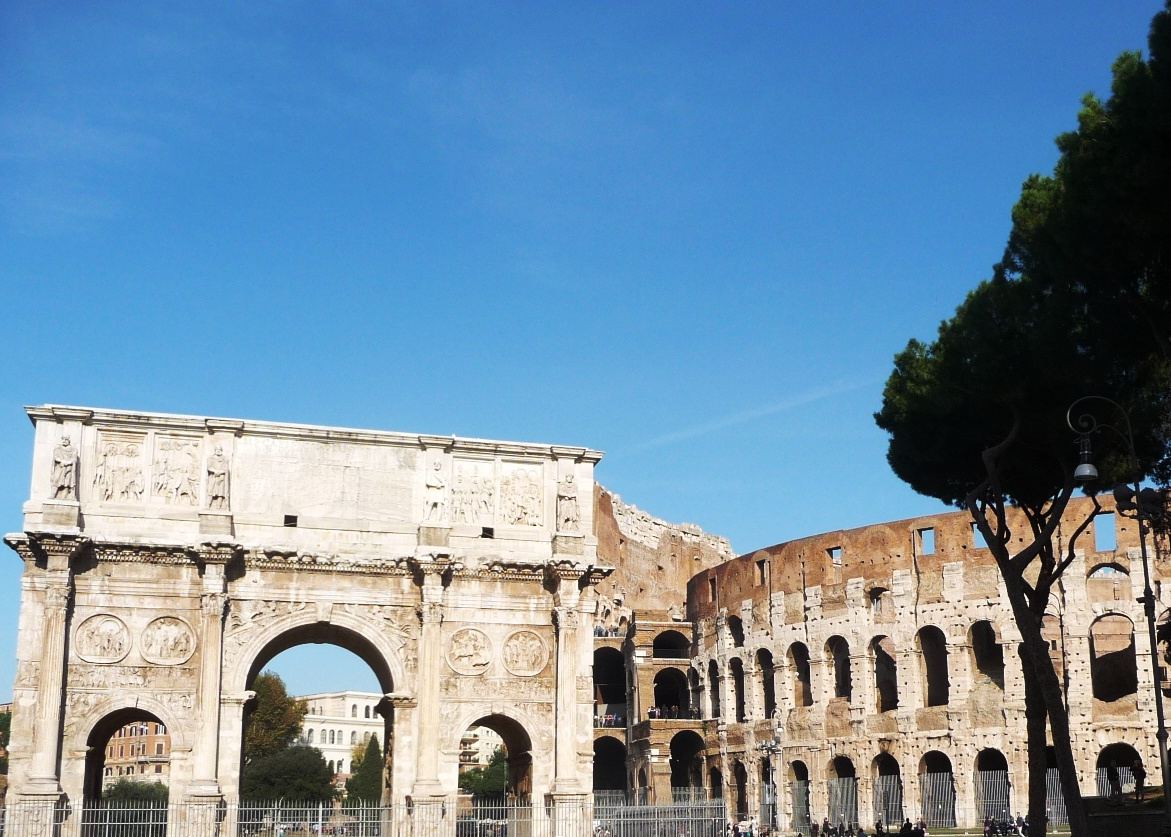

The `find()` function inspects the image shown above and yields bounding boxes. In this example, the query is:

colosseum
[595,492,1169,832]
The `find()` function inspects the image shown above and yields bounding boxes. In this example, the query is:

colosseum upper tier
[667,494,1170,830]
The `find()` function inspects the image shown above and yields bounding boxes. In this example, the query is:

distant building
[297,691,385,780]
[102,721,170,789]
[459,726,504,773]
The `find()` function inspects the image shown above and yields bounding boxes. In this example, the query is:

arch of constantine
[5,406,608,830]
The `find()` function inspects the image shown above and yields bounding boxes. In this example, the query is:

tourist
[1133,759,1147,802]
[1106,759,1122,804]
[899,819,912,836]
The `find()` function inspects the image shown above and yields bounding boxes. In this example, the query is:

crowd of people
[801,815,935,837]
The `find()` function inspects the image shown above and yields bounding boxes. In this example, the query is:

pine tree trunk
[1002,576,1089,836]
[1021,648,1050,836]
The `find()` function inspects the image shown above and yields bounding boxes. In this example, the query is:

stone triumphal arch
[5,405,609,820]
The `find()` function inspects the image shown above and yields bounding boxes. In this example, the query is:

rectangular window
[1095,512,1117,552]
[156,742,164,755]
[917,527,935,555]
[709,577,717,602]
[971,523,987,549]
[828,546,842,566]
[756,559,767,586]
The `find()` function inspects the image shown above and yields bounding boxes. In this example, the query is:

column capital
[26,532,90,571]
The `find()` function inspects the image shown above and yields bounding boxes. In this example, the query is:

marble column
[189,545,233,798]
[410,555,450,798]
[24,535,85,799]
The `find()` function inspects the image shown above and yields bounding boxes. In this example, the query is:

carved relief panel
[152,436,202,506]
[501,629,548,676]
[499,462,544,527]
[446,628,493,675]
[141,616,196,665]
[74,615,131,664]
[92,433,146,503]
[450,459,495,525]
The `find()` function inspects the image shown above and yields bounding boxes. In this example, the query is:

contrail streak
[627,378,871,452]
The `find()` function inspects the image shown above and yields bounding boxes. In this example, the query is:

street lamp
[1067,395,1171,827]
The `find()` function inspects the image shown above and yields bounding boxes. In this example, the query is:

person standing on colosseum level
[1132,759,1146,801]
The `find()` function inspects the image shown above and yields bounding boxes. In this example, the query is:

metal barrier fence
[1045,769,1069,826]
[0,796,727,837]
[974,770,1011,822]
[825,778,857,827]
[789,779,810,834]
[918,771,956,829]
[871,775,902,828]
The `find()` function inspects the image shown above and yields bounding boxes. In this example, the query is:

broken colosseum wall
[679,495,1170,830]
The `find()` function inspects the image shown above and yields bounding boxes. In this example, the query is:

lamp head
[1074,436,1098,483]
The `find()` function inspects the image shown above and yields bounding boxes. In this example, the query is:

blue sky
[0,1,1161,700]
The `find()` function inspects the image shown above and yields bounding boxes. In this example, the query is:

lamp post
[1067,395,1171,826]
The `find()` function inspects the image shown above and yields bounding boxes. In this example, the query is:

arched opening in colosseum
[870,636,899,712]
[916,626,949,707]
[669,730,705,794]
[871,753,903,827]
[974,749,1010,822]
[760,758,775,829]
[638,768,648,793]
[730,657,747,722]
[653,630,690,659]
[789,643,813,707]
[709,766,723,800]
[727,616,746,648]
[689,668,702,716]
[826,636,852,701]
[653,668,691,717]
[869,586,894,622]
[757,648,777,719]
[1087,563,1132,603]
[1090,613,1138,702]
[827,755,857,825]
[789,761,811,833]
[917,751,956,828]
[593,736,627,792]
[83,709,170,803]
[594,646,627,724]
[969,621,1004,689]
[708,660,722,718]
[464,714,534,797]
[1095,743,1142,797]
[732,759,749,820]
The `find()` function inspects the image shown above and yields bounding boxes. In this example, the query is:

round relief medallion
[75,614,130,664]
[446,628,493,675]
[501,629,548,676]
[141,616,196,665]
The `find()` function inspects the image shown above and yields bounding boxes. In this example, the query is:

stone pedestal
[41,500,80,529]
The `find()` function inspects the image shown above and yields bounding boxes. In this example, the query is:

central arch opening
[242,623,395,811]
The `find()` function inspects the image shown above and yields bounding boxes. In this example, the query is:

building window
[709,578,717,602]
[155,765,162,774]
[971,523,988,549]
[756,559,767,586]
[917,527,935,555]
[365,706,371,719]
[351,731,357,745]
[352,704,358,718]
[828,546,842,566]
[156,742,164,755]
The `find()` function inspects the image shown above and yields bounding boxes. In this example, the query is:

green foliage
[0,709,10,749]
[345,734,383,803]
[103,779,169,804]
[240,745,336,802]
[243,671,307,763]
[458,748,508,796]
